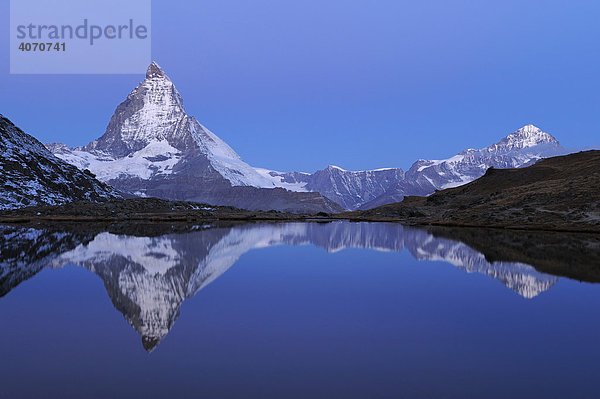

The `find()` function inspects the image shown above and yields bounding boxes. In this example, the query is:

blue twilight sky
[1,0,599,172]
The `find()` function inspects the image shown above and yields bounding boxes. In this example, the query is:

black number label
[18,42,66,52]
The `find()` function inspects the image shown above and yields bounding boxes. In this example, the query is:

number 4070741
[18,42,66,52]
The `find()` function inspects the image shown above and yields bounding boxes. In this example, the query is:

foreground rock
[342,150,600,233]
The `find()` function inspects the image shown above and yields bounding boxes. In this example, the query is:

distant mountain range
[1,222,560,351]
[43,62,566,212]
[263,125,564,210]
[348,150,600,232]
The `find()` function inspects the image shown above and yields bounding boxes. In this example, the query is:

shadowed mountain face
[3,222,597,351]
[0,115,120,210]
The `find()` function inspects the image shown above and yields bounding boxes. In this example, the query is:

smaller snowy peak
[146,61,166,79]
[414,125,561,173]
[497,124,559,150]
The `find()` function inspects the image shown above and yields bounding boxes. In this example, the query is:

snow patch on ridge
[56,140,182,181]
[254,168,309,191]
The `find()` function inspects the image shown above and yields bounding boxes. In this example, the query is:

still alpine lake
[1,221,599,399]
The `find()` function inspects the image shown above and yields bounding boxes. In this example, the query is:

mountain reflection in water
[1,221,593,351]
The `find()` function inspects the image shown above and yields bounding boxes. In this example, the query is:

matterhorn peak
[146,61,166,79]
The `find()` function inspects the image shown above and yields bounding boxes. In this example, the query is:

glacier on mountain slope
[56,141,182,181]
[254,168,310,191]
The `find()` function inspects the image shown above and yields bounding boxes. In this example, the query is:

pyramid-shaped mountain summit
[49,62,342,213]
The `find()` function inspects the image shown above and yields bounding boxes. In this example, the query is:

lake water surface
[1,221,599,398]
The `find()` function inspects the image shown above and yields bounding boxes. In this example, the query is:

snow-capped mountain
[254,125,564,210]
[358,124,565,209]
[49,62,341,214]
[0,222,560,350]
[0,115,120,210]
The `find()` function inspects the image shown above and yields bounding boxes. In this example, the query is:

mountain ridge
[0,115,120,210]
